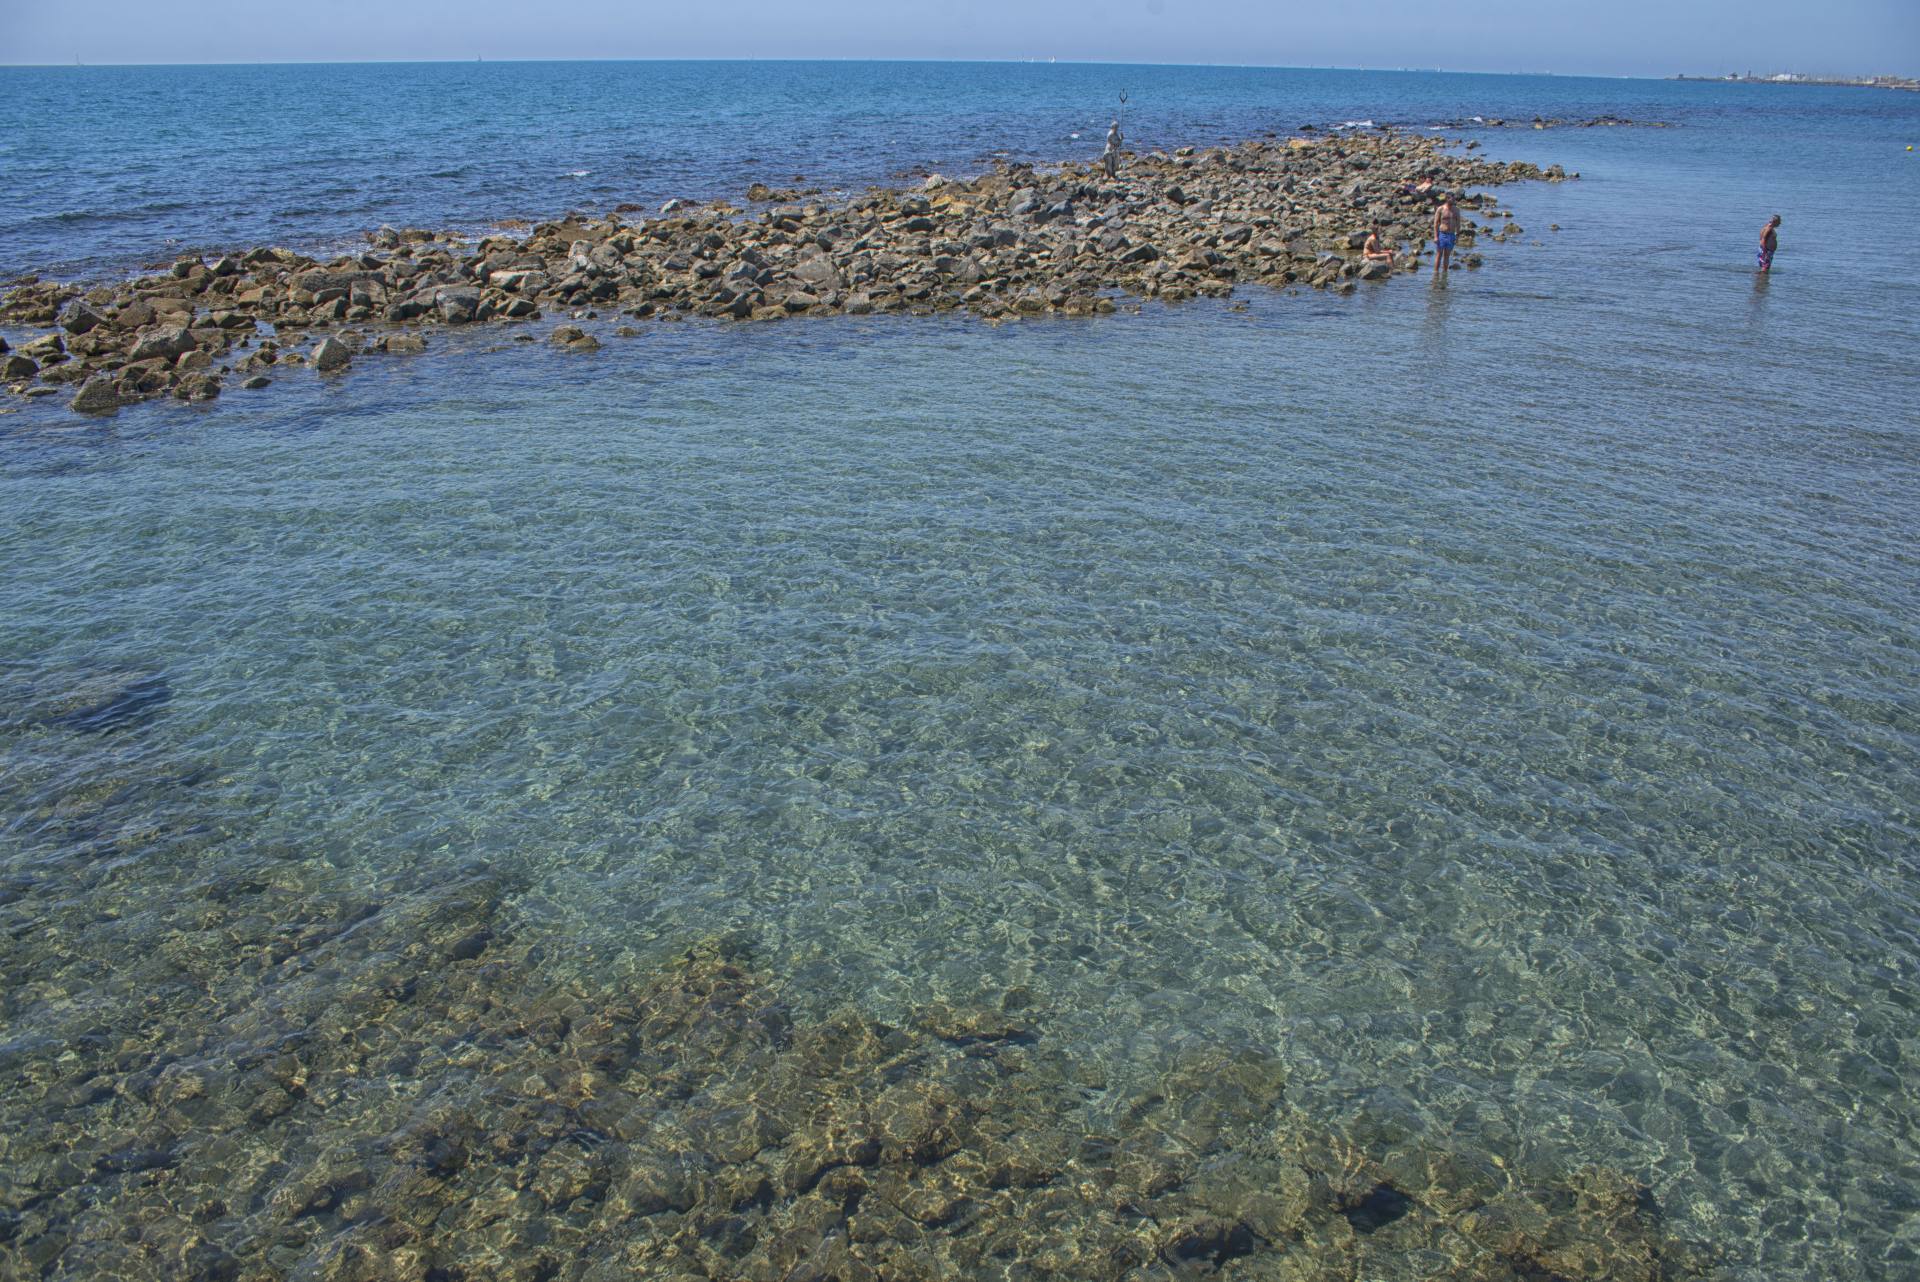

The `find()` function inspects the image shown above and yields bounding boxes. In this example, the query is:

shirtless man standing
[1102,120,1124,180]
[1432,193,1460,276]
[1757,214,1782,273]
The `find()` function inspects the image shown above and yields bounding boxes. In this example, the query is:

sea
[2,61,1918,1281]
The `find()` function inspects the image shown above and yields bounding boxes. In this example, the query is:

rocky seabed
[0,891,1708,1282]
[0,661,1705,1282]
[0,132,1567,418]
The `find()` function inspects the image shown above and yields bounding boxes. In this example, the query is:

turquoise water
[1,59,1909,280]
[3,63,1920,1280]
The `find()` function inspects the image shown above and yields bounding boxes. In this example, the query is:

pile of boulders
[0,132,1569,416]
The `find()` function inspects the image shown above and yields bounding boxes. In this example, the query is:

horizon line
[0,56,1779,81]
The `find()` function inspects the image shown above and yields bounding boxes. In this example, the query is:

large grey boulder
[489,269,548,295]
[127,327,194,362]
[69,376,121,414]
[435,287,480,324]
[792,256,843,291]
[386,291,434,322]
[311,336,351,372]
[112,300,156,331]
[175,373,220,401]
[59,300,107,334]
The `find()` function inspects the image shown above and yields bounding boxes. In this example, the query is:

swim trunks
[1756,245,1773,271]
[1436,231,1457,251]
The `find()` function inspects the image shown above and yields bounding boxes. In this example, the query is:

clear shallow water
[2,63,1920,1281]
[0,59,1911,280]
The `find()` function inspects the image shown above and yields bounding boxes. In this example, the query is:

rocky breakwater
[0,132,1570,417]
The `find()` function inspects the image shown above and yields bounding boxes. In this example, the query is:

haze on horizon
[5,0,1916,78]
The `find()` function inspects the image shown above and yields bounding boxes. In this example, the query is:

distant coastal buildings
[1672,71,1919,92]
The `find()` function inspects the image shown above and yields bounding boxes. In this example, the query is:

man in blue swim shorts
[1757,213,1781,272]
[1432,192,1460,276]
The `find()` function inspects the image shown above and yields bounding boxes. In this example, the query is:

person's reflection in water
[1422,268,1452,356]
[1747,257,1772,332]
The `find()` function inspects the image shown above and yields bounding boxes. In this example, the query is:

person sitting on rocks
[1363,224,1396,267]
[1103,120,1124,180]
[1432,193,1461,275]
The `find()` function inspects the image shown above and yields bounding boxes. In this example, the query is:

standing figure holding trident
[1103,92,1128,180]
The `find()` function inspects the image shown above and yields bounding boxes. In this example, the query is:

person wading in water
[1431,192,1460,276]
[1757,214,1782,273]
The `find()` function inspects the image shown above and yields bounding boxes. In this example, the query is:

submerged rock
[550,324,600,350]
[2,665,172,734]
[0,889,1712,1282]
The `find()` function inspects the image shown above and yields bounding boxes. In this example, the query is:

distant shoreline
[1,58,1899,84]
[1671,73,1919,93]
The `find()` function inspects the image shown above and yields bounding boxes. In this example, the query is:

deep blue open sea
[2,62,1919,1280]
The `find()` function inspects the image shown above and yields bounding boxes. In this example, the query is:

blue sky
[6,0,1915,76]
